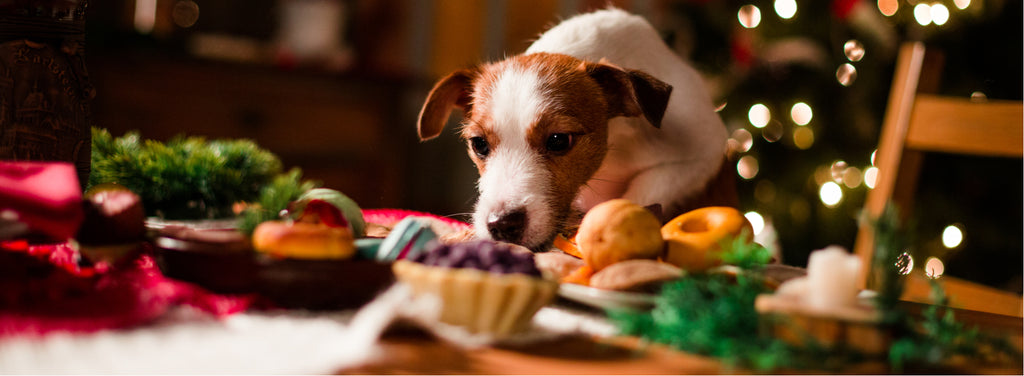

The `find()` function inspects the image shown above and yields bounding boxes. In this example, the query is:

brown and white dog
[417,9,737,251]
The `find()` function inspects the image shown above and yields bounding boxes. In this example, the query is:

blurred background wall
[82,0,1021,292]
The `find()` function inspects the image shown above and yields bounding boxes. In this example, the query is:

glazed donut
[252,220,356,260]
[661,206,753,272]
[575,199,663,271]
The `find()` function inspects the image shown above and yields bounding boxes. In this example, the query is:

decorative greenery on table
[609,208,1020,373]
[237,168,319,235]
[90,128,287,219]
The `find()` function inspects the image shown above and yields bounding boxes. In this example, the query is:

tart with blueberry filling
[392,240,557,337]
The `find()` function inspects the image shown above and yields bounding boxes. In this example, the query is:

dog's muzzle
[486,209,527,243]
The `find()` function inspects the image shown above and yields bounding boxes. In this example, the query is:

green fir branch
[90,127,284,219]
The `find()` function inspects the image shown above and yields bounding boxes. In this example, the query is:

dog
[417,8,737,251]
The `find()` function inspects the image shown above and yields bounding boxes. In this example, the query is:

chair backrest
[853,42,1024,317]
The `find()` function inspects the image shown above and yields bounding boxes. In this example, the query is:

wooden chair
[853,42,1024,318]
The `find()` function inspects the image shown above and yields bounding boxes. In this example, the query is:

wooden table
[339,302,1024,375]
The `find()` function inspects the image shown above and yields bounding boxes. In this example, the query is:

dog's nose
[487,209,527,243]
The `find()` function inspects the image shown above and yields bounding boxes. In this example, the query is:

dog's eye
[469,137,490,158]
[545,133,573,153]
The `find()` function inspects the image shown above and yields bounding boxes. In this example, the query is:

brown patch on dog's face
[418,52,670,249]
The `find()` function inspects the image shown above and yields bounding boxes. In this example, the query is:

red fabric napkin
[0,161,83,240]
[0,241,256,337]
[362,209,471,231]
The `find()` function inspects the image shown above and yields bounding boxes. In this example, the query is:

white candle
[806,246,861,309]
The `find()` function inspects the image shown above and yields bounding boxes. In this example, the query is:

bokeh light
[836,63,857,86]
[172,0,200,28]
[864,166,879,188]
[954,0,971,10]
[738,155,760,179]
[914,3,933,25]
[791,102,813,125]
[971,91,988,101]
[762,121,784,142]
[731,128,754,152]
[870,149,878,165]
[819,182,843,207]
[925,257,945,279]
[755,180,776,203]
[745,211,765,236]
[830,160,848,183]
[844,40,865,62]
[931,3,950,25]
[942,224,964,248]
[748,103,771,128]
[793,127,814,149]
[738,5,762,28]
[896,252,914,275]
[878,0,899,16]
[774,0,797,19]
[843,167,863,188]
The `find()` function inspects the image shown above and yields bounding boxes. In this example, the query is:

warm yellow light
[971,91,987,101]
[942,225,964,248]
[843,40,865,62]
[870,149,877,165]
[931,3,950,25]
[791,102,813,125]
[793,127,814,149]
[748,103,771,128]
[954,0,971,10]
[864,167,879,189]
[896,252,914,275]
[731,128,754,153]
[737,155,759,180]
[878,0,899,16]
[830,160,848,183]
[738,5,762,28]
[914,3,933,25]
[134,0,158,34]
[836,63,857,86]
[745,211,765,236]
[925,257,945,279]
[843,167,863,188]
[819,182,843,207]
[774,0,797,19]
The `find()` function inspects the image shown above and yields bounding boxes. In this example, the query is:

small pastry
[661,206,753,272]
[534,251,584,281]
[252,220,356,260]
[76,187,146,263]
[589,259,683,292]
[392,240,557,337]
[575,199,663,271]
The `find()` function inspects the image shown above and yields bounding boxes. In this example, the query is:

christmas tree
[658,0,1022,290]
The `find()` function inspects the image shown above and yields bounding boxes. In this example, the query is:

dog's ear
[418,69,475,141]
[584,62,673,128]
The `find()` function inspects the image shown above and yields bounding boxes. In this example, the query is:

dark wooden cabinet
[87,53,419,210]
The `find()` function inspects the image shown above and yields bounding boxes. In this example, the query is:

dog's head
[417,52,672,250]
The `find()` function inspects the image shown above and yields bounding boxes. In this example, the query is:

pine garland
[609,217,1020,372]
[90,128,285,219]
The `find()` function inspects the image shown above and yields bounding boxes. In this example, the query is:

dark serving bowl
[151,225,394,310]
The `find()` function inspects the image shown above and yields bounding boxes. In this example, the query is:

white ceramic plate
[557,283,657,311]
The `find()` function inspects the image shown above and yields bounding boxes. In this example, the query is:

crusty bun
[589,259,683,292]
[661,206,752,271]
[252,220,355,260]
[575,199,663,271]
